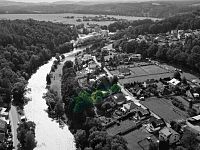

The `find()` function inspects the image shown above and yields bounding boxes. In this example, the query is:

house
[168,78,181,86]
[118,68,131,76]
[186,115,200,133]
[192,103,200,114]
[135,107,150,120]
[0,119,7,133]
[111,93,126,106]
[0,108,8,118]
[129,54,142,61]
[121,102,138,112]
[159,127,180,145]
[146,117,166,133]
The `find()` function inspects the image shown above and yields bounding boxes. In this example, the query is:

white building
[186,115,200,133]
[168,78,180,86]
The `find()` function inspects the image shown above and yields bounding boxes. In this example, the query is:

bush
[172,99,185,111]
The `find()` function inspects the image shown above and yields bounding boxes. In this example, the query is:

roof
[192,115,200,121]
[112,93,126,104]
[169,78,180,86]
[136,107,150,117]
[130,103,139,110]
[123,102,138,111]
[159,127,179,138]
[150,117,165,128]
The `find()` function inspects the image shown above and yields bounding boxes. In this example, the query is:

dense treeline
[61,61,128,150]
[114,35,200,74]
[108,13,200,37]
[0,19,77,106]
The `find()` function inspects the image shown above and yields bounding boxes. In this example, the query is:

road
[9,105,20,150]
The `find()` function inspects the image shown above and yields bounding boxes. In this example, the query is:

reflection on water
[24,47,84,150]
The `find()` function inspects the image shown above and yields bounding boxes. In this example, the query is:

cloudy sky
[8,0,153,3]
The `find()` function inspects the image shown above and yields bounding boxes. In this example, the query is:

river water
[24,47,84,150]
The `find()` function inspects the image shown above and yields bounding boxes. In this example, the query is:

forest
[0,19,77,107]
[109,12,200,75]
[108,12,200,36]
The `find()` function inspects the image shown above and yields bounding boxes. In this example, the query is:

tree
[12,79,28,104]
[91,90,104,104]
[182,76,187,84]
[46,74,51,85]
[173,71,181,80]
[74,129,87,149]
[111,75,118,85]
[149,142,158,150]
[159,140,169,150]
[73,91,93,113]
[24,131,37,150]
[156,46,167,60]
[110,84,121,93]
[61,54,65,60]
[17,121,36,149]
[147,44,158,58]
[191,45,200,54]
[54,100,65,118]
[181,130,198,150]
[174,52,188,65]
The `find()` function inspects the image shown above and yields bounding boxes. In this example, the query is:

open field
[123,128,153,150]
[0,13,155,26]
[129,67,148,76]
[107,119,136,136]
[141,65,169,74]
[109,63,173,84]
[141,97,188,123]
[119,73,173,84]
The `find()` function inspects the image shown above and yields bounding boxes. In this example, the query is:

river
[24,47,84,150]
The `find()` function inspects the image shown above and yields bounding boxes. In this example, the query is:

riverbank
[23,47,86,150]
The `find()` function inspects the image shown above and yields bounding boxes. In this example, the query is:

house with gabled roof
[159,127,180,145]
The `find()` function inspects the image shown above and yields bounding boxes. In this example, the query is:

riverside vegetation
[0,19,77,150]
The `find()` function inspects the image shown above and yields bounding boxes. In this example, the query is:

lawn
[141,65,169,75]
[119,73,173,84]
[123,127,153,150]
[141,97,189,123]
[107,119,136,136]
[129,67,148,76]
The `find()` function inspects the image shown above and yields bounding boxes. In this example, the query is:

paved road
[9,105,20,150]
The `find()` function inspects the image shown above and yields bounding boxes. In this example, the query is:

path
[9,105,20,150]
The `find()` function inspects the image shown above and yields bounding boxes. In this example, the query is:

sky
[6,0,152,3]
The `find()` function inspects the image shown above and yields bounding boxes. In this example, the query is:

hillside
[0,1,200,18]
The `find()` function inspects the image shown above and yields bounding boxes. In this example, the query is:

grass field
[141,97,188,123]
[119,73,173,84]
[109,63,173,84]
[129,67,148,76]
[123,128,152,150]
[107,119,136,136]
[141,65,169,74]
